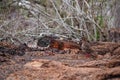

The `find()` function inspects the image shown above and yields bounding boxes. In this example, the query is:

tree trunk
[114,0,120,27]
[108,0,120,42]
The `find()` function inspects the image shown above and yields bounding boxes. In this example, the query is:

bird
[37,35,80,50]
[37,36,51,47]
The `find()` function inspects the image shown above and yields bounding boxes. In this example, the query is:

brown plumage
[37,36,80,50]
[50,39,80,50]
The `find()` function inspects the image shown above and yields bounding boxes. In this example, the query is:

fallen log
[0,42,28,56]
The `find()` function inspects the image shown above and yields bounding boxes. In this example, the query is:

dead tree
[108,0,120,42]
[108,28,120,42]
[114,0,120,28]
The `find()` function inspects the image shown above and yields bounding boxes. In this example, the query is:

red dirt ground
[0,41,120,80]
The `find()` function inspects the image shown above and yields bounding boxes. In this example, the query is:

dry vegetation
[0,0,116,43]
[0,0,120,80]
